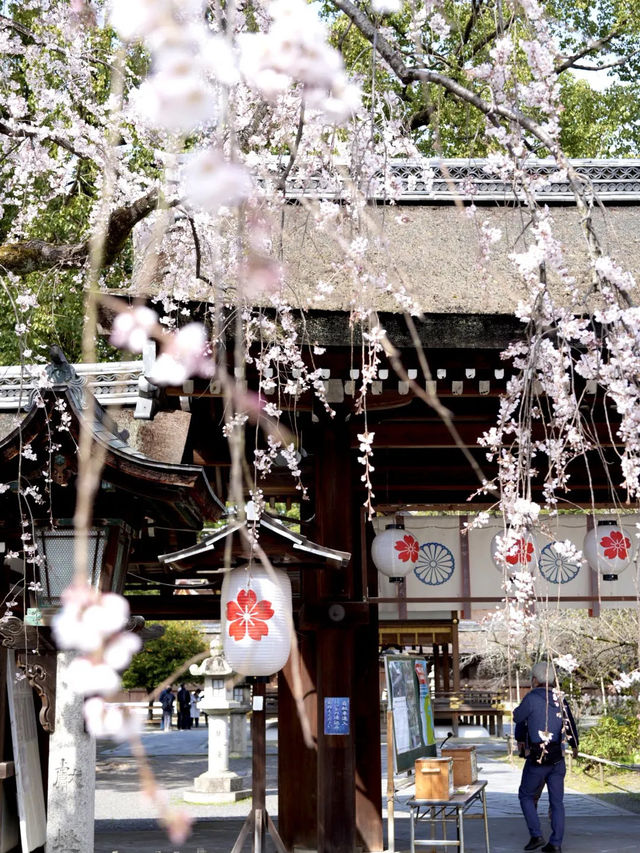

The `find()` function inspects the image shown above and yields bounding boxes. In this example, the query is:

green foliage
[323,0,640,158]
[580,714,640,764]
[559,76,640,156]
[0,266,128,363]
[121,621,208,694]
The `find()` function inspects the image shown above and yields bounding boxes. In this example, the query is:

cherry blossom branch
[332,0,560,154]
[569,55,639,71]
[0,119,93,160]
[277,103,306,193]
[458,15,517,61]
[0,12,116,71]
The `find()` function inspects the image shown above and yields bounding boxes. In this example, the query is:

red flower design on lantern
[394,534,419,563]
[505,538,534,566]
[226,588,274,641]
[600,530,631,561]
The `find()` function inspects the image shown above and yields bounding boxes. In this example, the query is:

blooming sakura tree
[3,0,640,842]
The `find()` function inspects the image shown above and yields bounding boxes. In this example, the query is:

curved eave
[0,387,224,528]
[68,389,225,526]
[159,515,351,569]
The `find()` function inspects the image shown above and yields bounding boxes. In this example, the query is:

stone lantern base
[183,769,251,804]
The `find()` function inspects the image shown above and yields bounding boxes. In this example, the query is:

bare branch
[555,24,628,74]
[0,188,160,276]
[569,53,639,72]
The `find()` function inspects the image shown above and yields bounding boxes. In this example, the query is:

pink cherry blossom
[149,323,214,386]
[110,306,158,353]
[52,587,130,652]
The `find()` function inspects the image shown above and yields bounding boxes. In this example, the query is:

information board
[6,652,46,851]
[384,655,436,772]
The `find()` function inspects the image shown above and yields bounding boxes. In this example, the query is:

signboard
[384,655,436,772]
[324,697,350,735]
[6,652,46,851]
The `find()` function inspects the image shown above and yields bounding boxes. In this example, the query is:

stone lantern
[183,638,251,804]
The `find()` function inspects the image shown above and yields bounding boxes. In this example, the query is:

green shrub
[580,715,640,764]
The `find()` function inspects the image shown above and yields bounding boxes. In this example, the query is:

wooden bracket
[0,615,54,653]
[0,616,57,731]
[18,654,57,733]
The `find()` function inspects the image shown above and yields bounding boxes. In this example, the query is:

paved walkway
[95,732,640,852]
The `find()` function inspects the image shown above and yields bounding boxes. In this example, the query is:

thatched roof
[278,204,640,314]
[123,198,640,314]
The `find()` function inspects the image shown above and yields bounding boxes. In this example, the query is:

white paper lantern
[371,523,419,581]
[491,530,538,573]
[583,520,634,581]
[221,565,292,676]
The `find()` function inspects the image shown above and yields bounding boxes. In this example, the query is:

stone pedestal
[229,706,249,757]
[183,641,250,804]
[45,651,96,853]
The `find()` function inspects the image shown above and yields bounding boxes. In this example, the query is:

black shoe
[524,838,545,851]
[541,845,561,853]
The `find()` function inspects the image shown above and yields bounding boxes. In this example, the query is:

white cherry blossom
[181,150,253,213]
[84,697,143,740]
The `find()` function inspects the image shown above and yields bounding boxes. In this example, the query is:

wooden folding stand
[231,678,287,853]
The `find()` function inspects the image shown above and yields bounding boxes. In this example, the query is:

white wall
[372,514,640,616]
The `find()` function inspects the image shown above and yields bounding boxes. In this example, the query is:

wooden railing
[433,690,505,737]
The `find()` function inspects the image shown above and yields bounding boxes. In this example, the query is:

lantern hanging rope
[221,564,292,677]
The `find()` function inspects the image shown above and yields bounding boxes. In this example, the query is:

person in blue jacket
[513,661,579,853]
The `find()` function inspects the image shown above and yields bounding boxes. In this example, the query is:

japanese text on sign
[324,697,350,735]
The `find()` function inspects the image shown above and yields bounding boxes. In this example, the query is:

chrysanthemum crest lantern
[221,565,292,676]
[583,519,634,581]
[371,522,419,582]
[491,530,538,574]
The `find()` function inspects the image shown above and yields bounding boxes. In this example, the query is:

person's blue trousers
[518,757,566,845]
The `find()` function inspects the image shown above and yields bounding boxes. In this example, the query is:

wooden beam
[351,419,622,449]
[317,626,356,853]
[441,643,450,692]
[0,762,15,779]
[375,595,640,603]
[123,595,221,619]
[313,419,357,853]
[354,619,383,852]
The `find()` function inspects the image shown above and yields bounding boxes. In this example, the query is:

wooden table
[407,780,490,853]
